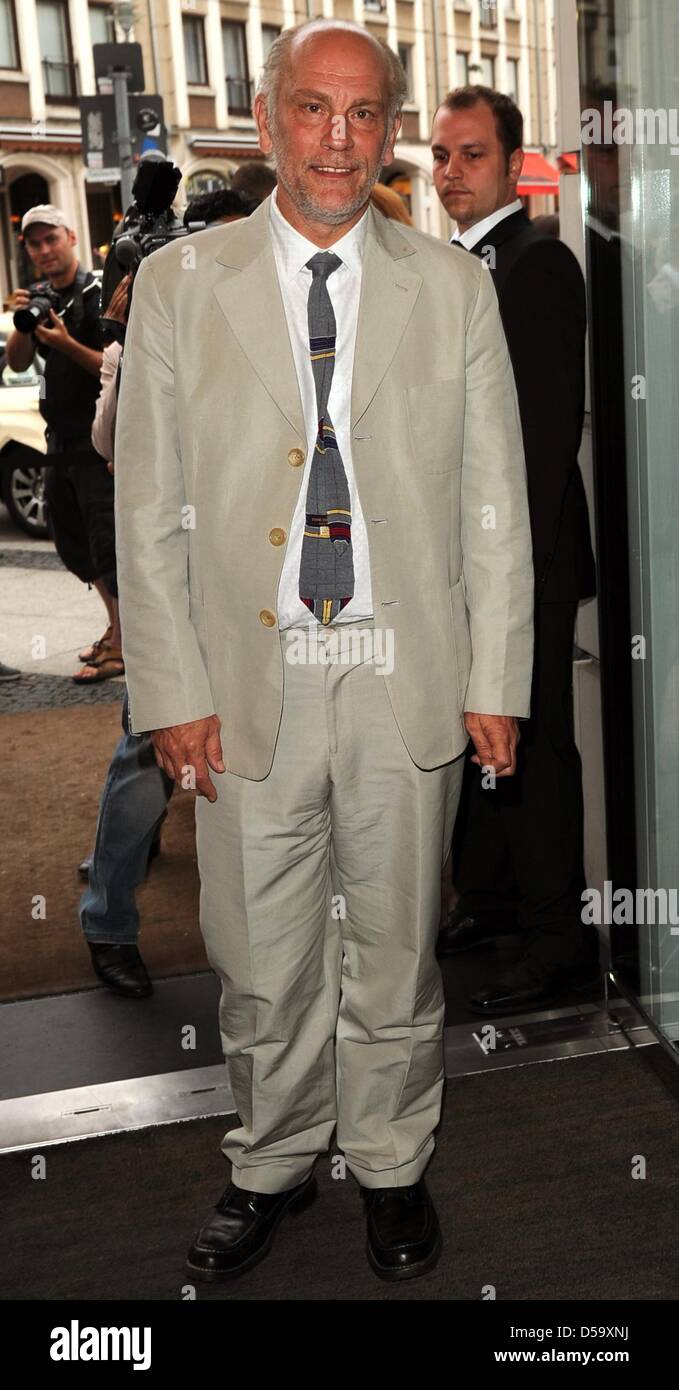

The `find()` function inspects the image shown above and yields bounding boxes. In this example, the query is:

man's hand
[104,272,131,325]
[151,714,225,802]
[463,712,520,778]
[34,306,71,351]
[10,288,32,316]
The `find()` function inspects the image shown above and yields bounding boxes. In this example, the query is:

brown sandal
[78,623,113,664]
[72,644,125,684]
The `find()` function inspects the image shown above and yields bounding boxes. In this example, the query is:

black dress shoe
[468,954,602,1015]
[437,903,518,957]
[363,1179,442,1281]
[186,1174,318,1282]
[87,942,153,997]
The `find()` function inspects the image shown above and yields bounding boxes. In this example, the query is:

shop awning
[518,150,560,195]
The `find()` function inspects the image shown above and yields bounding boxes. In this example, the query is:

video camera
[100,153,205,339]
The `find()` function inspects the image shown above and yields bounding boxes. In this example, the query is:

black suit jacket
[465,209,596,604]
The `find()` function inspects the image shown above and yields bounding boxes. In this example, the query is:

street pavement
[0,504,124,713]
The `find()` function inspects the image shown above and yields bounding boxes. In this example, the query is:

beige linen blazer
[114,195,534,778]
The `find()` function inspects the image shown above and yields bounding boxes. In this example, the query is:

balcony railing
[42,58,80,101]
[226,76,254,115]
[479,0,498,28]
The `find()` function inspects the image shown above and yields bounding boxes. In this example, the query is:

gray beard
[269,126,392,226]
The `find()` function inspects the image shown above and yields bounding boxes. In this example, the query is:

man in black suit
[432,86,600,1011]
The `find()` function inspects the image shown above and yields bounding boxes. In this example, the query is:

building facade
[0,0,558,296]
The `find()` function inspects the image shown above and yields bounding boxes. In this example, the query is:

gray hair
[255,18,408,131]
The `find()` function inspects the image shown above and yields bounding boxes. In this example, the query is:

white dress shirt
[449,197,523,251]
[269,185,374,629]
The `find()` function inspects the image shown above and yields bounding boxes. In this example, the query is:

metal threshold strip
[0,1066,235,1155]
[0,989,656,1154]
[443,990,655,1079]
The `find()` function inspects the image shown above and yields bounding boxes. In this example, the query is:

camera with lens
[13,280,63,334]
[100,154,204,341]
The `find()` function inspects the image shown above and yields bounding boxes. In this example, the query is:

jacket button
[259,609,276,627]
[288,447,304,467]
[268,527,286,546]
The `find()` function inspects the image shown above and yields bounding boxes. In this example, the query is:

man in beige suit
[114,18,533,1284]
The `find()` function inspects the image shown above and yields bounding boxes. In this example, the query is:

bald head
[257,19,407,132]
[253,18,406,243]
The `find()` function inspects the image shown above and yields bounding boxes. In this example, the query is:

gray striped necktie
[298,251,355,626]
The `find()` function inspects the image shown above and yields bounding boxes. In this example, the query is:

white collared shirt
[449,197,523,251]
[269,185,374,629]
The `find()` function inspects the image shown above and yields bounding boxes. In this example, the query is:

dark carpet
[4,1046,679,1301]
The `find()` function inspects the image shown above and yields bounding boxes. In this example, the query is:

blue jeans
[80,692,174,944]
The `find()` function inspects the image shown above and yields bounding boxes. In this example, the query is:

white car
[0,308,49,538]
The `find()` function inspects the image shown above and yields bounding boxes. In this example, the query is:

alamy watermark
[582,101,679,152]
[582,881,679,930]
[283,625,394,675]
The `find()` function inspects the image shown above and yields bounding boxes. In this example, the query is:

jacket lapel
[211,195,422,441]
[212,198,306,444]
[351,208,422,428]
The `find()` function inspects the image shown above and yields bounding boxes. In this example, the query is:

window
[89,2,115,46]
[455,51,470,88]
[0,0,19,69]
[397,43,413,101]
[186,169,229,200]
[262,25,280,60]
[223,21,251,115]
[480,54,496,87]
[479,0,498,28]
[506,57,520,102]
[37,0,78,99]
[183,14,208,86]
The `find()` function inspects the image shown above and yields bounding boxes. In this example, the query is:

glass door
[579,0,679,1049]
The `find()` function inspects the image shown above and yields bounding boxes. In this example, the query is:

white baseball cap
[21,204,69,233]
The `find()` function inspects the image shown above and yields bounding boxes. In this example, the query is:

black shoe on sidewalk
[468,953,602,1015]
[186,1174,318,1282]
[437,902,518,957]
[87,942,153,998]
[0,661,20,681]
[363,1179,442,1281]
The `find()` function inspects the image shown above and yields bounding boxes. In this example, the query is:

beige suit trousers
[194,619,465,1192]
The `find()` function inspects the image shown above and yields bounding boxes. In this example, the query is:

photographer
[6,204,123,682]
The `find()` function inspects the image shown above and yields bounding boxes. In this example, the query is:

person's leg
[44,462,97,587]
[500,601,597,971]
[92,579,120,646]
[71,454,122,675]
[80,694,174,944]
[325,624,465,1187]
[446,745,519,921]
[194,633,342,1194]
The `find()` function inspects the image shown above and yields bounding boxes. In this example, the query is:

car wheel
[5,458,51,538]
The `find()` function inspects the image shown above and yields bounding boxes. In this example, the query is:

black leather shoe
[468,954,602,1015]
[87,942,153,998]
[437,903,518,957]
[78,818,165,882]
[186,1174,318,1282]
[363,1180,442,1281]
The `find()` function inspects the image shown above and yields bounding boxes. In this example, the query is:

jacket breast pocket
[404,377,465,474]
